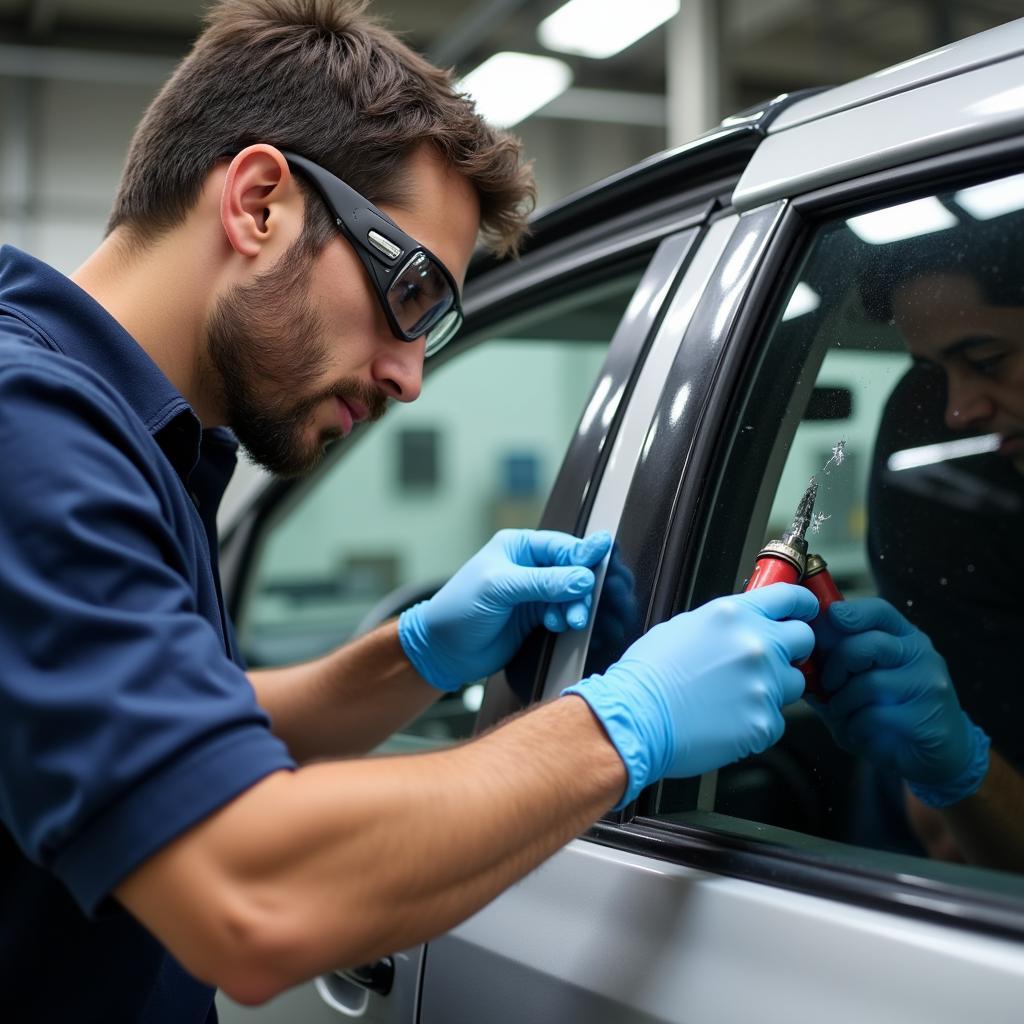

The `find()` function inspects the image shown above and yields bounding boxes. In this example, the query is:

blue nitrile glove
[813,598,991,808]
[399,529,613,692]
[563,583,818,808]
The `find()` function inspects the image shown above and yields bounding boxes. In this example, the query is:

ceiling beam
[537,87,666,126]
[428,0,533,69]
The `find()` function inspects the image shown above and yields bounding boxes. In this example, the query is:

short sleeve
[0,356,295,914]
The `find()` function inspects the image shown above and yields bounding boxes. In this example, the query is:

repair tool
[743,478,840,700]
[800,552,845,700]
[743,478,817,591]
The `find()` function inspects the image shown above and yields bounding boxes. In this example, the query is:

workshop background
[3,0,1022,272]
[1,1,1022,1022]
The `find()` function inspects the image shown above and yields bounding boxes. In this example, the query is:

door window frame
[576,135,1024,942]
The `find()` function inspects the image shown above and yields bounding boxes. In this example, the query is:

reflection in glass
[656,169,1024,886]
[846,196,957,244]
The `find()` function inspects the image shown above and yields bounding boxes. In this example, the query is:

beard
[205,240,387,477]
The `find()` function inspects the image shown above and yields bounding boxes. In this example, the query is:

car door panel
[419,839,1024,1024]
[421,142,1024,1018]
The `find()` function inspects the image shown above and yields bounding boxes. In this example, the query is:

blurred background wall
[2,0,1023,275]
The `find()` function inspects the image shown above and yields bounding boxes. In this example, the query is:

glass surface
[236,271,645,751]
[391,251,452,336]
[651,171,1024,894]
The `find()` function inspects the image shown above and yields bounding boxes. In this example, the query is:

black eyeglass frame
[279,150,464,357]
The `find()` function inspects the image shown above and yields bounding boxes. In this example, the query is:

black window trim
[588,818,1024,943]
[475,223,709,732]
[580,134,1024,942]
[461,195,717,339]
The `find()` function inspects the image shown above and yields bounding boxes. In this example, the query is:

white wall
[0,74,664,274]
[0,77,154,272]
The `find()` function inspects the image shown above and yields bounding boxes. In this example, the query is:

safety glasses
[281,150,463,357]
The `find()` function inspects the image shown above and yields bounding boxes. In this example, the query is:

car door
[418,55,1024,1024]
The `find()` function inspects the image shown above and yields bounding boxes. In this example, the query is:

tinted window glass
[650,171,1024,894]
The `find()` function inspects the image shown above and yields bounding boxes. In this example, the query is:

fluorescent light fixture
[887,433,1000,472]
[538,0,680,59]
[955,173,1024,221]
[782,282,821,321]
[457,52,572,127]
[847,197,958,245]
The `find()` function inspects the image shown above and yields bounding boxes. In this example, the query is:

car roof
[734,19,1024,211]
[769,16,1024,134]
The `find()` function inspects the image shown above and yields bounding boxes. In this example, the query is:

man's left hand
[398,529,612,692]
[812,598,990,806]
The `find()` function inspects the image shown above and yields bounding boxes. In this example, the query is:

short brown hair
[108,0,534,256]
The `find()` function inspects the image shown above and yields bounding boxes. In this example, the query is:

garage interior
[2,0,1022,275]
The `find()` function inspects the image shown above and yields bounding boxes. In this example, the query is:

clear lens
[388,252,454,338]
[424,309,462,357]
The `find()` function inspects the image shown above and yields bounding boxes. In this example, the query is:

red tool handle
[804,565,843,609]
[744,552,802,591]
[800,557,844,701]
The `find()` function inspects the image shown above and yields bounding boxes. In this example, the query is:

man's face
[206,146,480,476]
[892,272,1024,470]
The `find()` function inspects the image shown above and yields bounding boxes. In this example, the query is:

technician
[0,2,818,1020]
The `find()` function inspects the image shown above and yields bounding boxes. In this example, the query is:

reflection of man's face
[893,272,1024,471]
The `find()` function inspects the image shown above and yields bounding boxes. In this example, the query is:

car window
[235,271,645,752]
[648,169,1024,896]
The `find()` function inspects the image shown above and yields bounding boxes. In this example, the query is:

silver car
[218,18,1024,1022]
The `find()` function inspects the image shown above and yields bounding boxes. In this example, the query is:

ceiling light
[955,173,1024,220]
[538,0,680,60]
[782,282,821,321]
[846,197,958,245]
[457,52,572,127]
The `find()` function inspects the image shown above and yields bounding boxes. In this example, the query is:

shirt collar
[0,245,237,482]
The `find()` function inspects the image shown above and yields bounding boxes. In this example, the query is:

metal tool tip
[790,477,818,539]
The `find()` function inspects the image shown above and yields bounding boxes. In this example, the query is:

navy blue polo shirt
[0,246,296,1021]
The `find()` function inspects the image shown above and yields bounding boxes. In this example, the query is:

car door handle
[316,957,395,1016]
[340,957,395,997]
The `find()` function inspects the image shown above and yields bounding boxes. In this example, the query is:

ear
[219,145,299,258]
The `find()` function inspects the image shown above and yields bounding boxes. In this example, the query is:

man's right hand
[562,583,818,807]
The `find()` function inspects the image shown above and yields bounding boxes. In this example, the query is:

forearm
[938,748,1024,872]
[116,694,625,1004]
[248,620,441,762]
